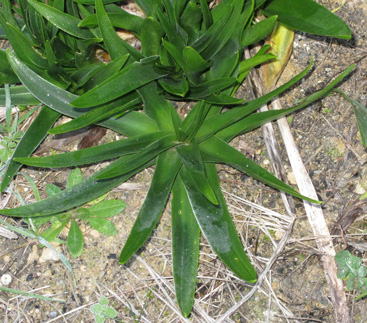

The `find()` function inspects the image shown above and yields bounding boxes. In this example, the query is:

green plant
[335,250,367,300]
[25,168,125,257]
[0,0,354,316]
[90,296,117,323]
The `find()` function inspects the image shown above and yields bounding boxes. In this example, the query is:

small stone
[0,274,12,286]
[49,311,57,318]
[39,248,60,263]
[354,183,366,195]
[275,230,284,240]
[287,171,297,185]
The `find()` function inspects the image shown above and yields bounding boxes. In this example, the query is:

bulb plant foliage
[0,0,352,316]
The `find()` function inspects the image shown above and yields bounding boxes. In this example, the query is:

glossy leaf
[68,221,84,258]
[239,53,276,74]
[181,163,257,282]
[0,86,40,106]
[0,156,155,217]
[200,136,320,204]
[79,11,143,34]
[119,150,182,264]
[262,0,351,39]
[171,175,200,317]
[71,57,167,108]
[28,0,94,39]
[182,46,211,85]
[15,131,171,168]
[96,134,178,179]
[0,106,60,193]
[49,93,141,134]
[96,0,130,60]
[159,76,189,97]
[6,50,130,135]
[196,59,313,142]
[141,17,164,57]
[241,15,278,47]
[177,141,218,205]
[179,1,202,43]
[0,14,48,70]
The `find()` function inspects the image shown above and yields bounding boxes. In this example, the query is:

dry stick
[271,96,351,322]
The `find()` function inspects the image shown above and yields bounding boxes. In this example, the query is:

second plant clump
[0,0,353,317]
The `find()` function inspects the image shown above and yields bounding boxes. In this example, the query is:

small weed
[335,250,367,300]
[90,296,117,323]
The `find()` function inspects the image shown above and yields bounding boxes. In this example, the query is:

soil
[1,0,367,322]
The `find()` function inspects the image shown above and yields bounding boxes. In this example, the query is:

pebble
[0,274,12,286]
[39,248,60,263]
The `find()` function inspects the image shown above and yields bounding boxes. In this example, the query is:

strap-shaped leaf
[0,106,60,193]
[138,82,182,132]
[15,131,172,168]
[96,0,131,61]
[181,101,211,142]
[0,14,48,70]
[177,141,218,205]
[96,134,178,179]
[200,136,320,204]
[6,50,130,135]
[71,57,167,108]
[159,76,189,97]
[179,1,202,44]
[239,53,276,74]
[0,156,155,217]
[188,77,237,99]
[79,11,143,34]
[190,5,232,53]
[241,15,278,47]
[119,150,182,264]
[181,163,257,282]
[219,64,356,141]
[49,93,141,134]
[182,46,211,85]
[141,17,164,57]
[135,0,163,16]
[171,175,200,317]
[83,55,128,92]
[262,0,351,39]
[196,59,313,142]
[0,86,40,106]
[27,0,94,39]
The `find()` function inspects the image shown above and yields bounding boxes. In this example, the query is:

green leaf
[96,0,131,61]
[262,0,351,39]
[41,221,68,243]
[182,46,211,85]
[89,200,125,218]
[27,0,94,39]
[179,1,202,44]
[188,77,237,99]
[79,11,143,34]
[239,53,276,74]
[6,51,130,135]
[0,15,48,70]
[141,17,164,57]
[96,134,178,179]
[177,141,218,205]
[119,150,181,264]
[0,106,60,193]
[46,184,62,197]
[0,86,39,106]
[68,221,84,258]
[15,131,171,168]
[196,59,314,142]
[88,217,117,236]
[0,156,155,217]
[66,168,83,188]
[241,15,278,47]
[71,57,168,108]
[48,93,141,134]
[159,76,189,97]
[83,55,129,92]
[171,175,200,317]
[135,0,162,16]
[181,163,257,283]
[200,136,320,204]
[104,307,117,318]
